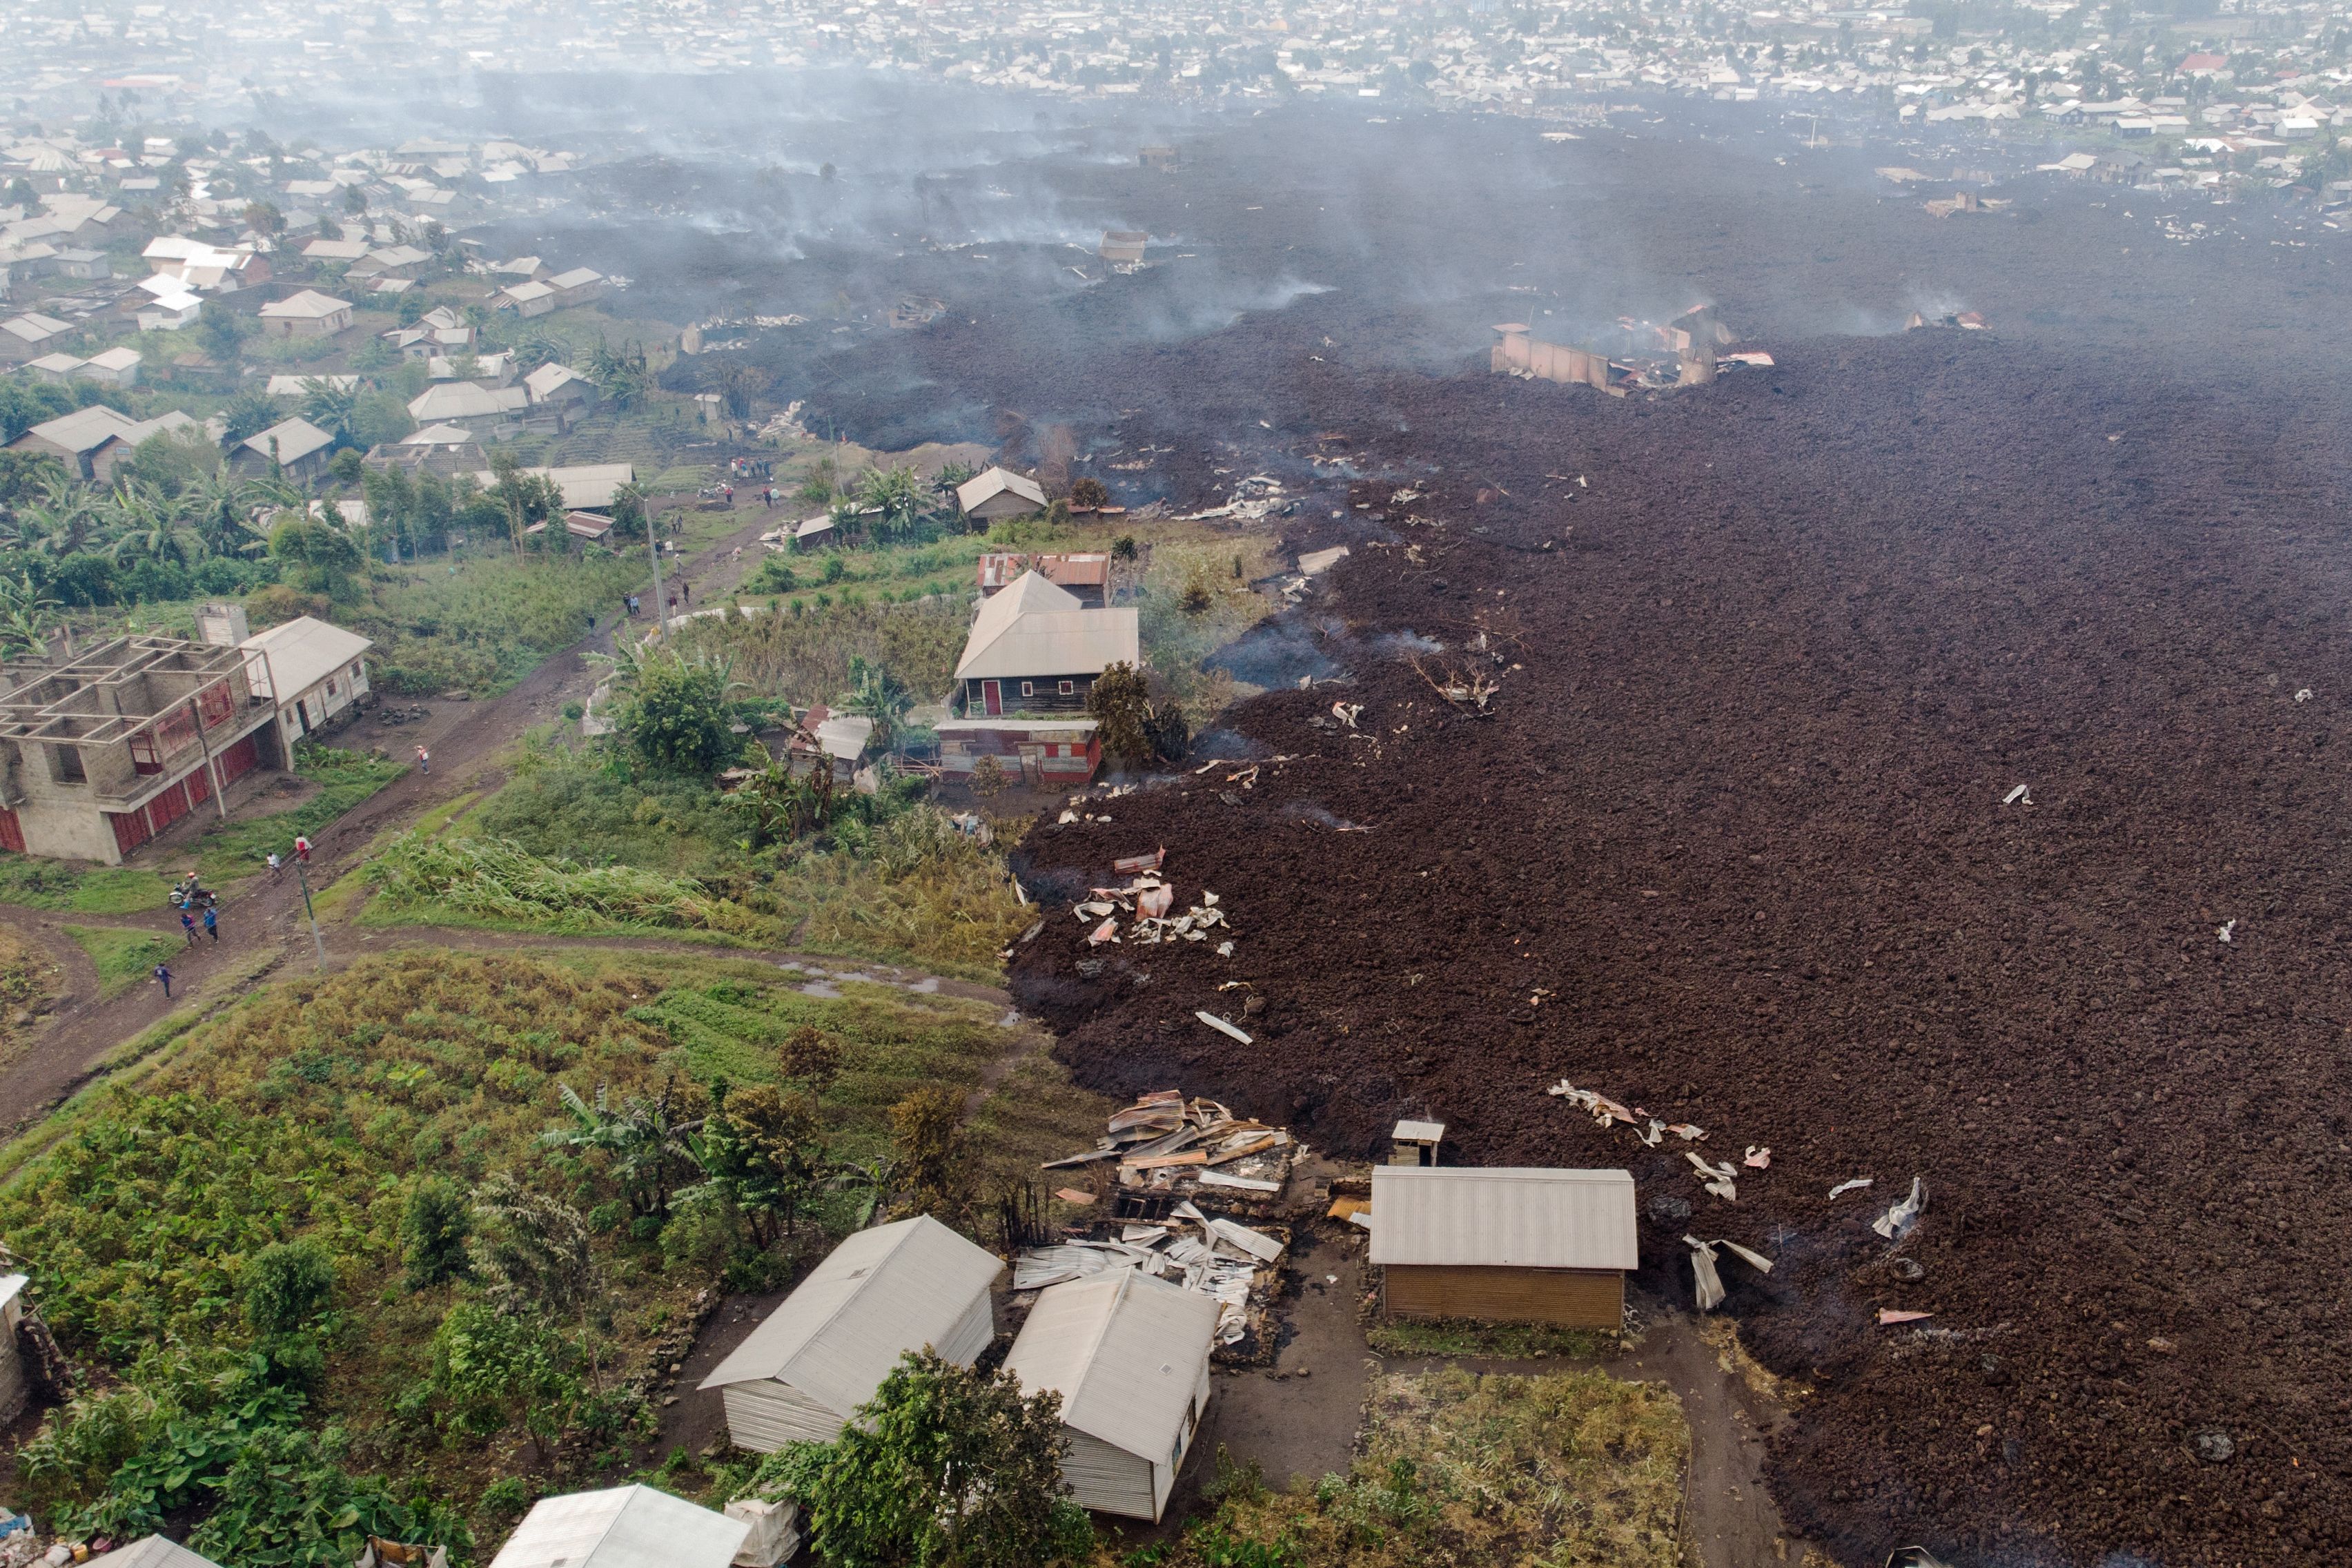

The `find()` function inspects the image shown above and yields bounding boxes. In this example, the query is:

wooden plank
[1383,1264,1623,1330]
[1121,1150,1208,1171]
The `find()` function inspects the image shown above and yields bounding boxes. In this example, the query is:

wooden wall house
[1370,1166,1638,1331]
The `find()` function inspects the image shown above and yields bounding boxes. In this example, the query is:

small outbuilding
[1369,1166,1638,1331]
[488,1485,747,1568]
[698,1215,1001,1451]
[1001,1271,1219,1522]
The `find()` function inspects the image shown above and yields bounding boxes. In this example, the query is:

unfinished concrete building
[0,636,286,862]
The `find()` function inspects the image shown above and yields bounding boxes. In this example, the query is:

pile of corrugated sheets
[1072,874,1233,954]
[1042,1088,1295,1200]
[1012,1202,1285,1347]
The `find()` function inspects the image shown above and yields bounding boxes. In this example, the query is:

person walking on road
[268,851,282,881]
[294,834,312,865]
[415,744,430,775]
[179,910,197,948]
[154,963,173,998]
[202,905,218,943]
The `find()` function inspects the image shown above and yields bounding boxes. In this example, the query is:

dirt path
[0,505,806,1136]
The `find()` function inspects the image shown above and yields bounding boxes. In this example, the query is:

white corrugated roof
[411,382,527,421]
[1003,1271,1218,1460]
[699,1215,1001,1413]
[86,1537,224,1568]
[241,616,373,700]
[242,417,335,466]
[1369,1167,1638,1271]
[20,403,139,453]
[257,288,352,319]
[466,462,634,510]
[489,1485,747,1568]
[814,713,874,761]
[955,466,1046,513]
[955,571,1136,680]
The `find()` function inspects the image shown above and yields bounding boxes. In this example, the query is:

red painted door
[982,680,1002,716]
[0,807,22,854]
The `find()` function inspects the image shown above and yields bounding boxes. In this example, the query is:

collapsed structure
[1491,306,1764,395]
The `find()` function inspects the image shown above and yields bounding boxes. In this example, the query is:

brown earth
[1004,331,2352,1568]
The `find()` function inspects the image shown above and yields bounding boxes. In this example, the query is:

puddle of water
[800,980,843,998]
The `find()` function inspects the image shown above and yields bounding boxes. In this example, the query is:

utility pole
[293,854,326,971]
[643,491,665,639]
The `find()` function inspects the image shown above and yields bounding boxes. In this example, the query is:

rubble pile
[1013,1201,1287,1355]
[1046,1088,1296,1205]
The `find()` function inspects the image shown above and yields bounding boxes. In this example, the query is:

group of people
[153,834,315,999]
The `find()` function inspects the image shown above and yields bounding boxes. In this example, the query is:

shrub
[401,1177,473,1288]
[619,654,738,776]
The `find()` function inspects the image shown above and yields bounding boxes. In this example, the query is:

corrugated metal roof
[957,466,1046,513]
[1002,1271,1218,1460]
[956,571,1136,680]
[698,1215,1001,1414]
[1369,1167,1638,1271]
[242,615,373,700]
[86,1536,225,1568]
[242,417,335,466]
[489,1485,746,1568]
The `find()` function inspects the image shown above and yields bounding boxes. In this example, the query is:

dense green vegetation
[0,949,1105,1559]
[346,553,645,696]
[363,695,1029,977]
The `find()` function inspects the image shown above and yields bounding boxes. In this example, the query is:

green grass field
[62,925,180,999]
[0,947,1110,1548]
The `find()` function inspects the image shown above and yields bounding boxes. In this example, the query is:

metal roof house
[488,1485,747,1568]
[241,616,373,751]
[1001,1271,1220,1521]
[255,289,354,338]
[698,1215,1001,1451]
[954,465,1047,522]
[954,571,1137,717]
[235,417,337,482]
[467,462,636,511]
[409,380,528,431]
[1369,1166,1639,1330]
[5,406,197,481]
